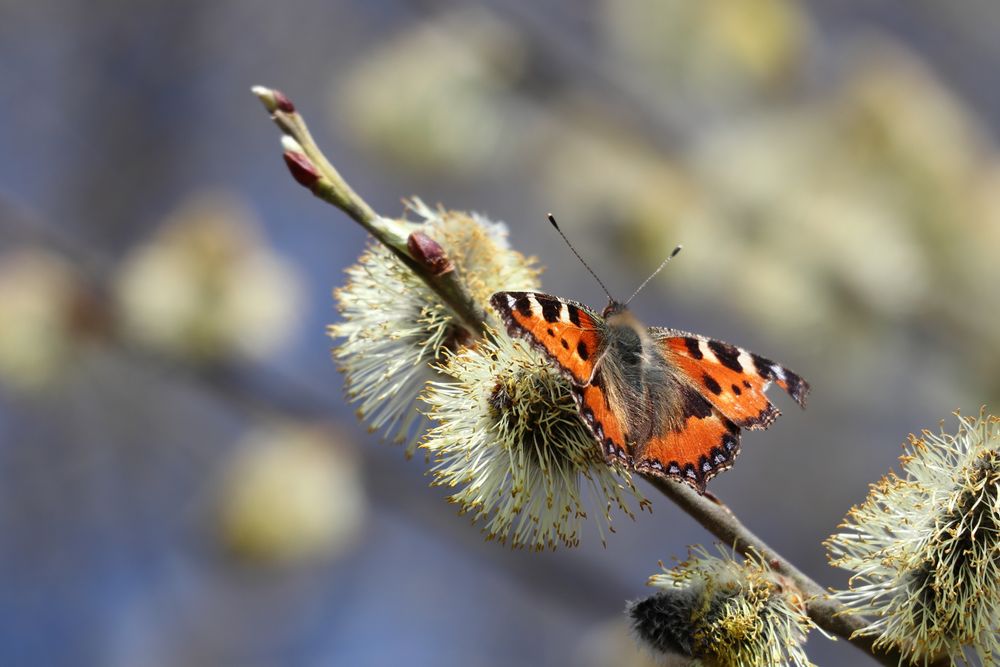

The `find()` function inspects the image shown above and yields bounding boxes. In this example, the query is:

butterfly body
[592,305,677,451]
[490,291,809,492]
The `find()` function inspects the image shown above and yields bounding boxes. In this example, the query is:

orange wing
[491,292,629,465]
[634,386,741,492]
[491,292,604,385]
[657,332,809,430]
[571,369,629,465]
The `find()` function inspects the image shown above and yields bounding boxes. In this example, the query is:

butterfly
[489,218,809,493]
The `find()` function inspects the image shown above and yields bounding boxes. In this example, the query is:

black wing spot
[684,337,703,359]
[566,304,581,327]
[751,353,776,379]
[708,340,742,372]
[515,296,532,317]
[702,374,722,395]
[680,385,713,420]
[576,341,590,361]
[546,328,555,337]
[591,369,603,389]
[560,339,569,349]
[743,379,752,389]
[541,299,561,323]
[784,372,809,406]
[731,383,742,396]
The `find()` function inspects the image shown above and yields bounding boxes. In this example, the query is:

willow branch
[251,85,488,337]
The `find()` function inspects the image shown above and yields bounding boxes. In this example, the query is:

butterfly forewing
[654,330,809,430]
[490,292,604,385]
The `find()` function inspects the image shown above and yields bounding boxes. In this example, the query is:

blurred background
[1,1,999,665]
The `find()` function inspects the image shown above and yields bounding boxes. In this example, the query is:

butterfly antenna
[624,245,682,306]
[547,213,615,302]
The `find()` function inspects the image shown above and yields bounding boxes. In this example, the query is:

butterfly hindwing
[490,291,604,385]
[634,385,741,493]
[571,370,630,465]
[654,330,809,430]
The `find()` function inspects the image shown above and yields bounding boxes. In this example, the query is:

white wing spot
[737,351,754,371]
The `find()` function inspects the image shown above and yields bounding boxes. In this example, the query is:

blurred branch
[404,0,687,154]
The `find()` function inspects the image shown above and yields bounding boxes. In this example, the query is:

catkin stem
[252,86,488,336]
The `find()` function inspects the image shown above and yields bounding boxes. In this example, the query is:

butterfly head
[602,300,647,341]
[601,300,628,319]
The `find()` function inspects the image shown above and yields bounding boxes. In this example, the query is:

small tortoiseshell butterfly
[489,216,809,493]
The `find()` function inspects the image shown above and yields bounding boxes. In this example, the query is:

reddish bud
[68,285,112,341]
[283,151,321,190]
[407,231,454,276]
[272,89,296,113]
